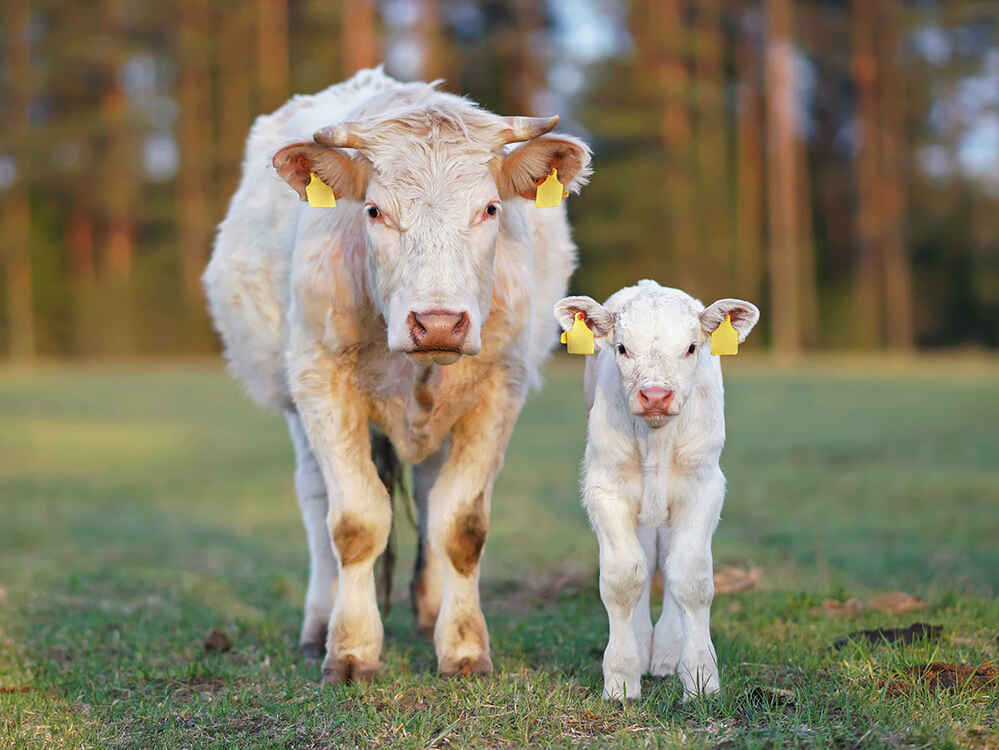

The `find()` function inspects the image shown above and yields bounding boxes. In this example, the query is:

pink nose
[407,310,470,351]
[638,387,674,414]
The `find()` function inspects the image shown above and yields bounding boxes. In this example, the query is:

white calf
[554,280,759,701]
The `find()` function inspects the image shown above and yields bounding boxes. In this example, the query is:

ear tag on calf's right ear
[306,172,336,207]
[710,314,739,356]
[561,312,594,355]
[536,167,565,208]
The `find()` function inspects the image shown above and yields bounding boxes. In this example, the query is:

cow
[553,280,759,700]
[202,67,592,684]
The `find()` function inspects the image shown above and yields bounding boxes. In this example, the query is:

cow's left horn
[495,115,560,145]
[314,123,368,150]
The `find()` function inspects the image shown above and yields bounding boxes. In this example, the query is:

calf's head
[274,105,590,365]
[555,281,759,428]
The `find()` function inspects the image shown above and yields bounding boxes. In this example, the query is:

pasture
[1,359,997,748]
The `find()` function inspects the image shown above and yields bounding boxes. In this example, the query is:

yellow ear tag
[710,314,739,356]
[561,311,595,355]
[306,172,336,207]
[536,167,565,208]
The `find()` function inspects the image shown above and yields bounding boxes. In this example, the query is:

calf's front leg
[291,346,391,685]
[427,369,524,676]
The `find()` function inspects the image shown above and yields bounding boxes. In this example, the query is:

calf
[554,280,759,700]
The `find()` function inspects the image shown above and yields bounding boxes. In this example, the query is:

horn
[314,123,368,150]
[495,114,560,145]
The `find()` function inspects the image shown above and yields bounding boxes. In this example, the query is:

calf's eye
[367,205,380,219]
[687,343,696,355]
[617,344,627,356]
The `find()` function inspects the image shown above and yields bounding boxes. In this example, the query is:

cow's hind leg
[410,444,448,636]
[285,410,337,660]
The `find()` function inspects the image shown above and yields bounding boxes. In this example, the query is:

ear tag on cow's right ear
[536,167,564,208]
[306,172,336,207]
[561,312,594,355]
[710,314,739,356]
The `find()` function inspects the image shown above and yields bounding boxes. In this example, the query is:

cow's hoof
[320,655,379,686]
[438,653,493,677]
[301,642,325,661]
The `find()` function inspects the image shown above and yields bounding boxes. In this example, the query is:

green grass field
[1,359,997,748]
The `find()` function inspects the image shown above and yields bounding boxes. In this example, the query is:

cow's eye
[687,343,696,355]
[483,202,500,220]
[366,205,380,219]
[617,344,628,356]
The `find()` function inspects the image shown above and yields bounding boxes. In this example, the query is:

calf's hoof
[438,653,493,677]
[320,654,379,686]
[301,641,325,661]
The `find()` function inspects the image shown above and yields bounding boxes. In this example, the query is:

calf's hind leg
[285,410,337,660]
[411,444,448,635]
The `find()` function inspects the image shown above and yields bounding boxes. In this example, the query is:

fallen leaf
[833,622,942,650]
[882,662,996,697]
[867,592,927,615]
[0,686,30,694]
[714,566,762,595]
[203,629,232,653]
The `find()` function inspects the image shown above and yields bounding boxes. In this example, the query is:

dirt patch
[203,629,233,653]
[833,622,942,650]
[0,686,31,694]
[882,662,996,697]
[816,591,927,619]
[714,566,763,595]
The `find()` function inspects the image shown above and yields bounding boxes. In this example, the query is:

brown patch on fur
[332,515,376,566]
[414,385,434,411]
[445,493,488,576]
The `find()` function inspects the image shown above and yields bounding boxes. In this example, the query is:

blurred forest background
[1,0,997,360]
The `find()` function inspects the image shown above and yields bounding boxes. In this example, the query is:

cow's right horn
[314,123,368,150]
[495,114,560,145]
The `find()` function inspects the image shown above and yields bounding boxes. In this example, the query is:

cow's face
[555,283,759,428]
[275,114,590,365]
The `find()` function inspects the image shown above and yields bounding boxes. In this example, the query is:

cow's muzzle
[405,310,471,365]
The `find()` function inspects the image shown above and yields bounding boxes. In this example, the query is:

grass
[1,358,997,748]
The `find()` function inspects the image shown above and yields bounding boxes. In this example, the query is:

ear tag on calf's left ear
[561,312,595,355]
[710,314,739,356]
[536,167,565,208]
[306,172,336,207]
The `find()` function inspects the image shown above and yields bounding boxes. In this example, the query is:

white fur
[554,280,759,701]
[203,68,591,678]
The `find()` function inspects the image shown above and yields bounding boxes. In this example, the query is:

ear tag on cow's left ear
[710,314,739,356]
[536,167,564,208]
[561,312,594,355]
[306,172,336,208]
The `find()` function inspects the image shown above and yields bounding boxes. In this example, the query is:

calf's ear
[272,142,370,202]
[553,295,614,342]
[496,134,592,201]
[700,298,760,342]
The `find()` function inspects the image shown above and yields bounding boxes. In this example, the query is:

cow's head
[555,281,759,427]
[274,107,591,365]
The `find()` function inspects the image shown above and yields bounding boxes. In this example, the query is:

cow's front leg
[428,371,523,676]
[663,468,724,699]
[291,349,390,685]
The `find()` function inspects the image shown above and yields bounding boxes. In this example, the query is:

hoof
[301,642,325,661]
[439,653,493,677]
[320,654,379,686]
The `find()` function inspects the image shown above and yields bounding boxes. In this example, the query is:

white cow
[554,280,759,700]
[203,68,591,683]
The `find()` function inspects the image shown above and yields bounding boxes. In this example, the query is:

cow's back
[202,68,401,411]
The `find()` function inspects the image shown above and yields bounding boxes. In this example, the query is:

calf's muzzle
[637,386,676,416]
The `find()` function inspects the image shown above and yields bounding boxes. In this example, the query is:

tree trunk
[3,0,35,360]
[656,0,698,291]
[257,0,289,112]
[220,4,252,208]
[735,8,765,307]
[417,0,445,82]
[102,4,134,281]
[851,0,882,348]
[877,0,914,351]
[342,0,377,76]
[178,0,213,304]
[765,0,801,356]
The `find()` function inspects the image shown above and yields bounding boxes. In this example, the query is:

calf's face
[555,284,759,428]
[275,116,590,365]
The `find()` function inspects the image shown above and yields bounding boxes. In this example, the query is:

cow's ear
[554,295,614,344]
[272,142,370,202]
[496,134,592,201]
[700,298,760,342]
